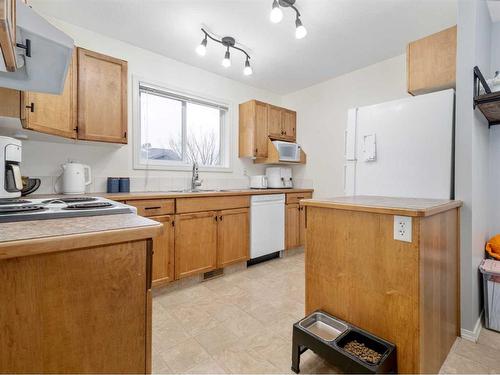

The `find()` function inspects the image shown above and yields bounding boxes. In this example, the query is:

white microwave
[272,141,301,162]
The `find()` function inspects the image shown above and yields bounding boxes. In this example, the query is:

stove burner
[42,197,98,204]
[0,199,32,205]
[0,205,46,214]
[63,202,114,210]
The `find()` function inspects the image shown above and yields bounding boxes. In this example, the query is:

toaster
[250,175,268,189]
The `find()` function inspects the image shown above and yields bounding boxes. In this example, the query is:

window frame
[133,76,232,172]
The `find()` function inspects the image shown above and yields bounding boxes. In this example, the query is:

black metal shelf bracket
[474,66,491,108]
[473,66,500,127]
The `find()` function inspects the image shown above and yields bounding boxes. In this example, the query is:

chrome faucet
[191,162,202,191]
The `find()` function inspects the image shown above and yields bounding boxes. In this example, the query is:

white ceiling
[488,1,500,22]
[29,0,457,95]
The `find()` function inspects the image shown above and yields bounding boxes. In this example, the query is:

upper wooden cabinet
[21,50,78,139]
[282,109,296,140]
[239,100,298,159]
[267,104,296,141]
[407,25,457,96]
[268,105,283,138]
[0,87,20,118]
[239,100,269,158]
[77,48,128,143]
[0,0,17,72]
[0,47,128,144]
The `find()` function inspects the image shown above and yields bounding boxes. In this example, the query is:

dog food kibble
[343,340,382,364]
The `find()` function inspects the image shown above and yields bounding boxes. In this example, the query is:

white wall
[488,22,500,235]
[282,55,409,198]
[455,0,493,335]
[16,17,284,193]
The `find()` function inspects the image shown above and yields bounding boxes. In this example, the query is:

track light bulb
[295,17,307,39]
[196,37,207,56]
[222,49,231,68]
[270,0,283,23]
[243,59,253,76]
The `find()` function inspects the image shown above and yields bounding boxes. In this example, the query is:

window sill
[133,163,233,173]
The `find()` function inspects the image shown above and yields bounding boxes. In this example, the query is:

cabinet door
[21,49,77,139]
[282,109,296,141]
[0,87,20,118]
[150,215,174,286]
[217,208,249,268]
[286,203,300,249]
[254,101,269,157]
[77,48,128,143]
[174,211,217,279]
[407,25,456,95]
[0,0,17,71]
[268,105,283,138]
[299,205,306,246]
[0,240,149,373]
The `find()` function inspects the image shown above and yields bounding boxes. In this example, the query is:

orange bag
[486,235,500,260]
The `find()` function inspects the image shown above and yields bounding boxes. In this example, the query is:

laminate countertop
[94,188,313,201]
[302,195,462,217]
[0,214,161,260]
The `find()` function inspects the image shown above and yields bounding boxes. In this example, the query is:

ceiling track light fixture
[270,0,307,39]
[196,28,253,76]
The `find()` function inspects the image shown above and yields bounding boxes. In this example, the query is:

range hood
[0,0,73,94]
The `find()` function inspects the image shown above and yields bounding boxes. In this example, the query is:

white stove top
[0,196,137,223]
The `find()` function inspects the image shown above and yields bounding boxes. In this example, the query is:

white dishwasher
[250,194,285,260]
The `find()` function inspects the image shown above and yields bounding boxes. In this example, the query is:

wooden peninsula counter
[0,214,161,374]
[301,196,462,374]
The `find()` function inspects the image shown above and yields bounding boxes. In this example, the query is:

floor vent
[203,268,224,280]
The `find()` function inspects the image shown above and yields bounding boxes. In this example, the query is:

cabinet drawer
[176,196,250,214]
[286,192,312,204]
[126,199,175,217]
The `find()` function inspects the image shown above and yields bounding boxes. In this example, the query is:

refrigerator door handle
[343,164,347,193]
[345,108,357,161]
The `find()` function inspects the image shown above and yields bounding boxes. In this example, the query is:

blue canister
[107,177,120,193]
[119,177,130,193]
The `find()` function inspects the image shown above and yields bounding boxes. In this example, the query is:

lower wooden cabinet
[217,208,249,268]
[0,240,152,373]
[174,211,218,279]
[286,199,310,249]
[133,193,308,283]
[299,205,306,246]
[150,215,174,286]
[286,203,301,249]
[174,208,250,280]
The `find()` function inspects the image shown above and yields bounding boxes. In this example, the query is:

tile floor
[152,250,500,374]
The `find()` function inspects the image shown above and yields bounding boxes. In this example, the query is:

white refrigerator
[344,89,454,199]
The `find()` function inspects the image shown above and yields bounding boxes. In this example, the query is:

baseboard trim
[461,311,483,343]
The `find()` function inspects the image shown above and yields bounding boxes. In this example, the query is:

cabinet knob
[26,103,35,112]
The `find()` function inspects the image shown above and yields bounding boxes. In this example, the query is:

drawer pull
[144,206,161,210]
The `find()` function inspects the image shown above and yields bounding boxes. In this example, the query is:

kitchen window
[135,82,230,170]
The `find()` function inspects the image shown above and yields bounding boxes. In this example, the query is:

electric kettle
[59,162,92,194]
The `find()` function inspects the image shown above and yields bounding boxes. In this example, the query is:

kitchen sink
[165,189,234,193]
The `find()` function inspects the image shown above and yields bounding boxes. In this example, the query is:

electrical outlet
[393,215,412,242]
